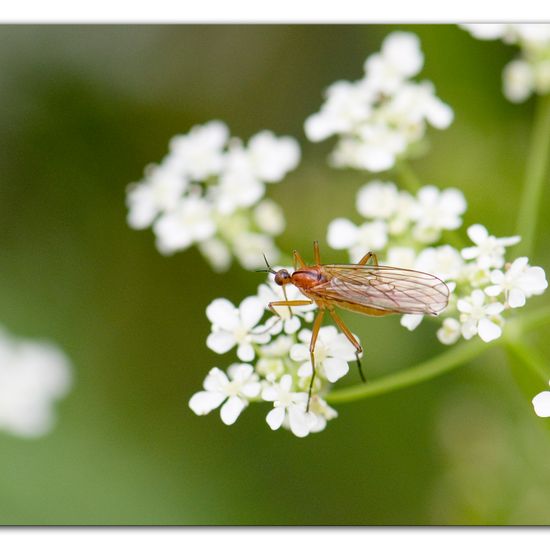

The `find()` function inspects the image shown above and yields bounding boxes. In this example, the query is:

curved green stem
[326,304,550,404]
[516,93,550,258]
[505,339,550,384]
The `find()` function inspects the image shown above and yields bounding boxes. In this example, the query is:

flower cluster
[189,275,361,437]
[304,32,453,172]
[0,328,72,438]
[327,180,548,344]
[126,121,300,271]
[461,24,550,102]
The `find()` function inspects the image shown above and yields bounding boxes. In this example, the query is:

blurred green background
[1,24,550,525]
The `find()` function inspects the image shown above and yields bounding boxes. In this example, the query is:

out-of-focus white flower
[247,131,301,182]
[168,120,229,181]
[356,181,401,220]
[457,289,505,342]
[503,59,535,103]
[0,331,72,438]
[415,245,464,281]
[462,24,550,102]
[436,317,462,345]
[485,257,548,308]
[327,218,388,263]
[127,121,300,271]
[232,232,280,270]
[386,246,416,269]
[154,196,216,254]
[126,164,188,230]
[400,314,423,331]
[412,186,466,243]
[262,375,310,437]
[188,364,261,425]
[253,199,285,236]
[206,297,269,361]
[291,326,358,383]
[305,32,452,173]
[461,224,521,269]
[532,384,550,417]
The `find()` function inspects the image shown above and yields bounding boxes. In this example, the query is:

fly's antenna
[255,253,276,275]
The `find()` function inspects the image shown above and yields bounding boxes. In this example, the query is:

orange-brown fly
[259,241,450,410]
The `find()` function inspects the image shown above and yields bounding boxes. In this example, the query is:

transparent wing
[317,264,450,315]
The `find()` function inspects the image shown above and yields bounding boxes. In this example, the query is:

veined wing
[315,264,450,315]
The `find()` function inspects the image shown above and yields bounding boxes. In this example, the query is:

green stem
[505,340,550,384]
[326,304,550,404]
[516,93,550,258]
[395,160,422,193]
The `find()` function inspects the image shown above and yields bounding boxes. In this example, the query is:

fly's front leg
[358,251,379,267]
[307,308,325,412]
[267,300,313,317]
[329,308,366,383]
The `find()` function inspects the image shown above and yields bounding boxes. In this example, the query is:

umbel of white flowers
[126,121,300,271]
[304,31,453,172]
[0,328,72,438]
[461,24,550,102]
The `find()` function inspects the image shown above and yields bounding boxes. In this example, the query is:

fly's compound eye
[274,269,291,286]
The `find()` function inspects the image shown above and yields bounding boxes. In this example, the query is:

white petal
[239,296,265,329]
[508,288,526,308]
[241,381,262,398]
[467,224,488,245]
[532,391,550,417]
[188,391,226,415]
[288,405,310,438]
[206,331,236,355]
[283,316,301,335]
[237,343,255,362]
[327,218,359,249]
[400,314,423,331]
[261,385,279,402]
[220,396,247,425]
[290,343,310,363]
[203,367,229,391]
[323,357,350,383]
[206,299,239,331]
[485,285,503,297]
[477,318,502,342]
[266,406,285,430]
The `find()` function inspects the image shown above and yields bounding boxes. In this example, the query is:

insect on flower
[259,241,450,410]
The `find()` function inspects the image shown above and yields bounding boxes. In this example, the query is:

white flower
[485,257,548,308]
[232,232,280,270]
[291,326,358,383]
[457,290,505,343]
[306,395,338,433]
[247,131,300,183]
[400,314,424,331]
[356,181,401,220]
[198,238,232,273]
[189,364,261,425]
[262,374,310,437]
[461,224,521,269]
[386,246,417,269]
[168,120,228,181]
[412,186,466,243]
[437,318,462,345]
[364,32,424,94]
[327,218,388,262]
[257,276,316,335]
[206,297,269,361]
[0,332,72,438]
[503,59,534,103]
[304,80,373,142]
[153,196,216,254]
[126,164,188,229]
[415,245,464,281]
[460,24,509,41]
[256,335,294,382]
[253,199,285,236]
[532,385,550,417]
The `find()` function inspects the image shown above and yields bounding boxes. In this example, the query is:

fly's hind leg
[328,308,366,383]
[358,251,379,267]
[307,308,325,412]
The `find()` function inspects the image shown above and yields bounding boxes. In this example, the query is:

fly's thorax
[290,267,328,290]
